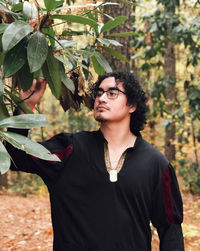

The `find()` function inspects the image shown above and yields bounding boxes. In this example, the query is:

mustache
[96,104,110,110]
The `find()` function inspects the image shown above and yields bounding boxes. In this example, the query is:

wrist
[30,105,35,110]
[24,100,35,110]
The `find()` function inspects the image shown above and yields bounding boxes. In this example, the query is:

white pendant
[109,170,118,182]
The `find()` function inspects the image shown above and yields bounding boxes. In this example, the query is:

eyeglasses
[94,88,126,100]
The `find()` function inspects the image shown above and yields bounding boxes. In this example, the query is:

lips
[96,105,109,111]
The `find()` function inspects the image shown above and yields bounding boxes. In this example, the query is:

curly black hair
[90,72,148,136]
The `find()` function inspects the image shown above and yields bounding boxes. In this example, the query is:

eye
[108,90,118,97]
[96,90,103,97]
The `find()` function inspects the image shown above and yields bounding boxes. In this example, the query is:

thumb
[30,79,37,92]
[36,78,47,95]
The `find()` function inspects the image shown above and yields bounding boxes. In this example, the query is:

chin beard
[94,115,107,123]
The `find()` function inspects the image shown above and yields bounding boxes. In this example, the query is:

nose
[98,92,107,102]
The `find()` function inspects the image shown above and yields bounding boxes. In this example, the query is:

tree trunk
[103,1,133,71]
[149,120,156,146]
[0,173,8,190]
[164,39,176,163]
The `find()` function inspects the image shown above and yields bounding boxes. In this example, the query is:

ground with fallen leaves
[0,192,199,251]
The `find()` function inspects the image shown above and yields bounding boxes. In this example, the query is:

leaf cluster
[179,161,200,194]
[0,0,133,174]
[0,113,60,174]
[132,2,200,69]
[184,80,200,120]
[0,0,133,110]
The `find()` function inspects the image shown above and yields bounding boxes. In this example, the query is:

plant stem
[34,0,40,31]
[191,119,199,167]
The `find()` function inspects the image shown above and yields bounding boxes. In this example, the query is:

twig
[34,0,40,31]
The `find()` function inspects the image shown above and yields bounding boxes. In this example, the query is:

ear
[128,104,136,114]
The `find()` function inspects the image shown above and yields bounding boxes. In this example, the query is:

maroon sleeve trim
[162,166,174,224]
[53,144,73,160]
[31,144,73,161]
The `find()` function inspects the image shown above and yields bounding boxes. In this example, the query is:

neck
[100,121,136,147]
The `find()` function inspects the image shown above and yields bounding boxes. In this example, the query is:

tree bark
[0,173,8,190]
[164,40,176,163]
[103,1,133,71]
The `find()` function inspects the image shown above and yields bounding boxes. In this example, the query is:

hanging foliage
[0,0,130,174]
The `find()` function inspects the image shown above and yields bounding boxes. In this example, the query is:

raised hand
[20,78,47,108]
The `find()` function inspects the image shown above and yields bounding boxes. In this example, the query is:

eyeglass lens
[95,88,120,99]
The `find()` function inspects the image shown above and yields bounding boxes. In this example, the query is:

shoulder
[137,137,169,170]
[42,130,98,148]
[72,130,99,146]
[73,130,96,138]
[41,132,73,153]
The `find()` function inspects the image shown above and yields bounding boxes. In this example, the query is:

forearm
[151,164,184,250]
[158,223,184,251]
[5,128,30,171]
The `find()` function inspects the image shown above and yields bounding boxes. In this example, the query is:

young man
[6,72,184,251]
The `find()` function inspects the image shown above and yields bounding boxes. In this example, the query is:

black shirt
[6,129,184,251]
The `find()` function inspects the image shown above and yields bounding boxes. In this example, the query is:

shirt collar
[95,129,143,151]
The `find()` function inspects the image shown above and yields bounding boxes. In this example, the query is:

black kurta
[6,129,184,251]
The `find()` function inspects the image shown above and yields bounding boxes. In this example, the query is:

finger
[36,78,47,91]
[29,79,37,92]
[38,77,45,82]
[40,82,47,95]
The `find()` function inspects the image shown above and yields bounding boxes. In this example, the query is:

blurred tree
[102,0,134,71]
[162,0,177,162]
[131,0,200,164]
[129,0,200,192]
[0,173,8,189]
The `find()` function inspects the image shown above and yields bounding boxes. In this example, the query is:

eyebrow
[97,87,121,91]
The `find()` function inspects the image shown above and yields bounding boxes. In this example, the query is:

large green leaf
[17,62,33,91]
[3,39,26,77]
[42,47,61,99]
[93,51,112,73]
[62,30,85,36]
[9,0,20,5]
[97,38,122,47]
[91,55,105,75]
[0,114,48,128]
[55,2,119,11]
[0,24,9,34]
[5,90,33,114]
[102,47,129,63]
[2,20,33,52]
[65,51,77,68]
[58,62,75,93]
[50,14,98,28]
[11,2,23,12]
[105,32,137,37]
[0,102,10,120]
[86,10,98,35]
[0,4,19,19]
[0,77,3,101]
[33,69,42,80]
[44,0,63,12]
[100,16,126,33]
[27,32,48,73]
[2,131,60,162]
[54,39,77,50]
[0,141,11,174]
[0,52,5,67]
[23,1,37,20]
[75,49,93,56]
[54,55,73,69]
[43,26,55,48]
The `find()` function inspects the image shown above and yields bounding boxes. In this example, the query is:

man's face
[93,77,135,123]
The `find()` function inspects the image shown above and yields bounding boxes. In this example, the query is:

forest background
[0,0,200,250]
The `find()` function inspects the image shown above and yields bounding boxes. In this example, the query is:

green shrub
[179,160,200,194]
